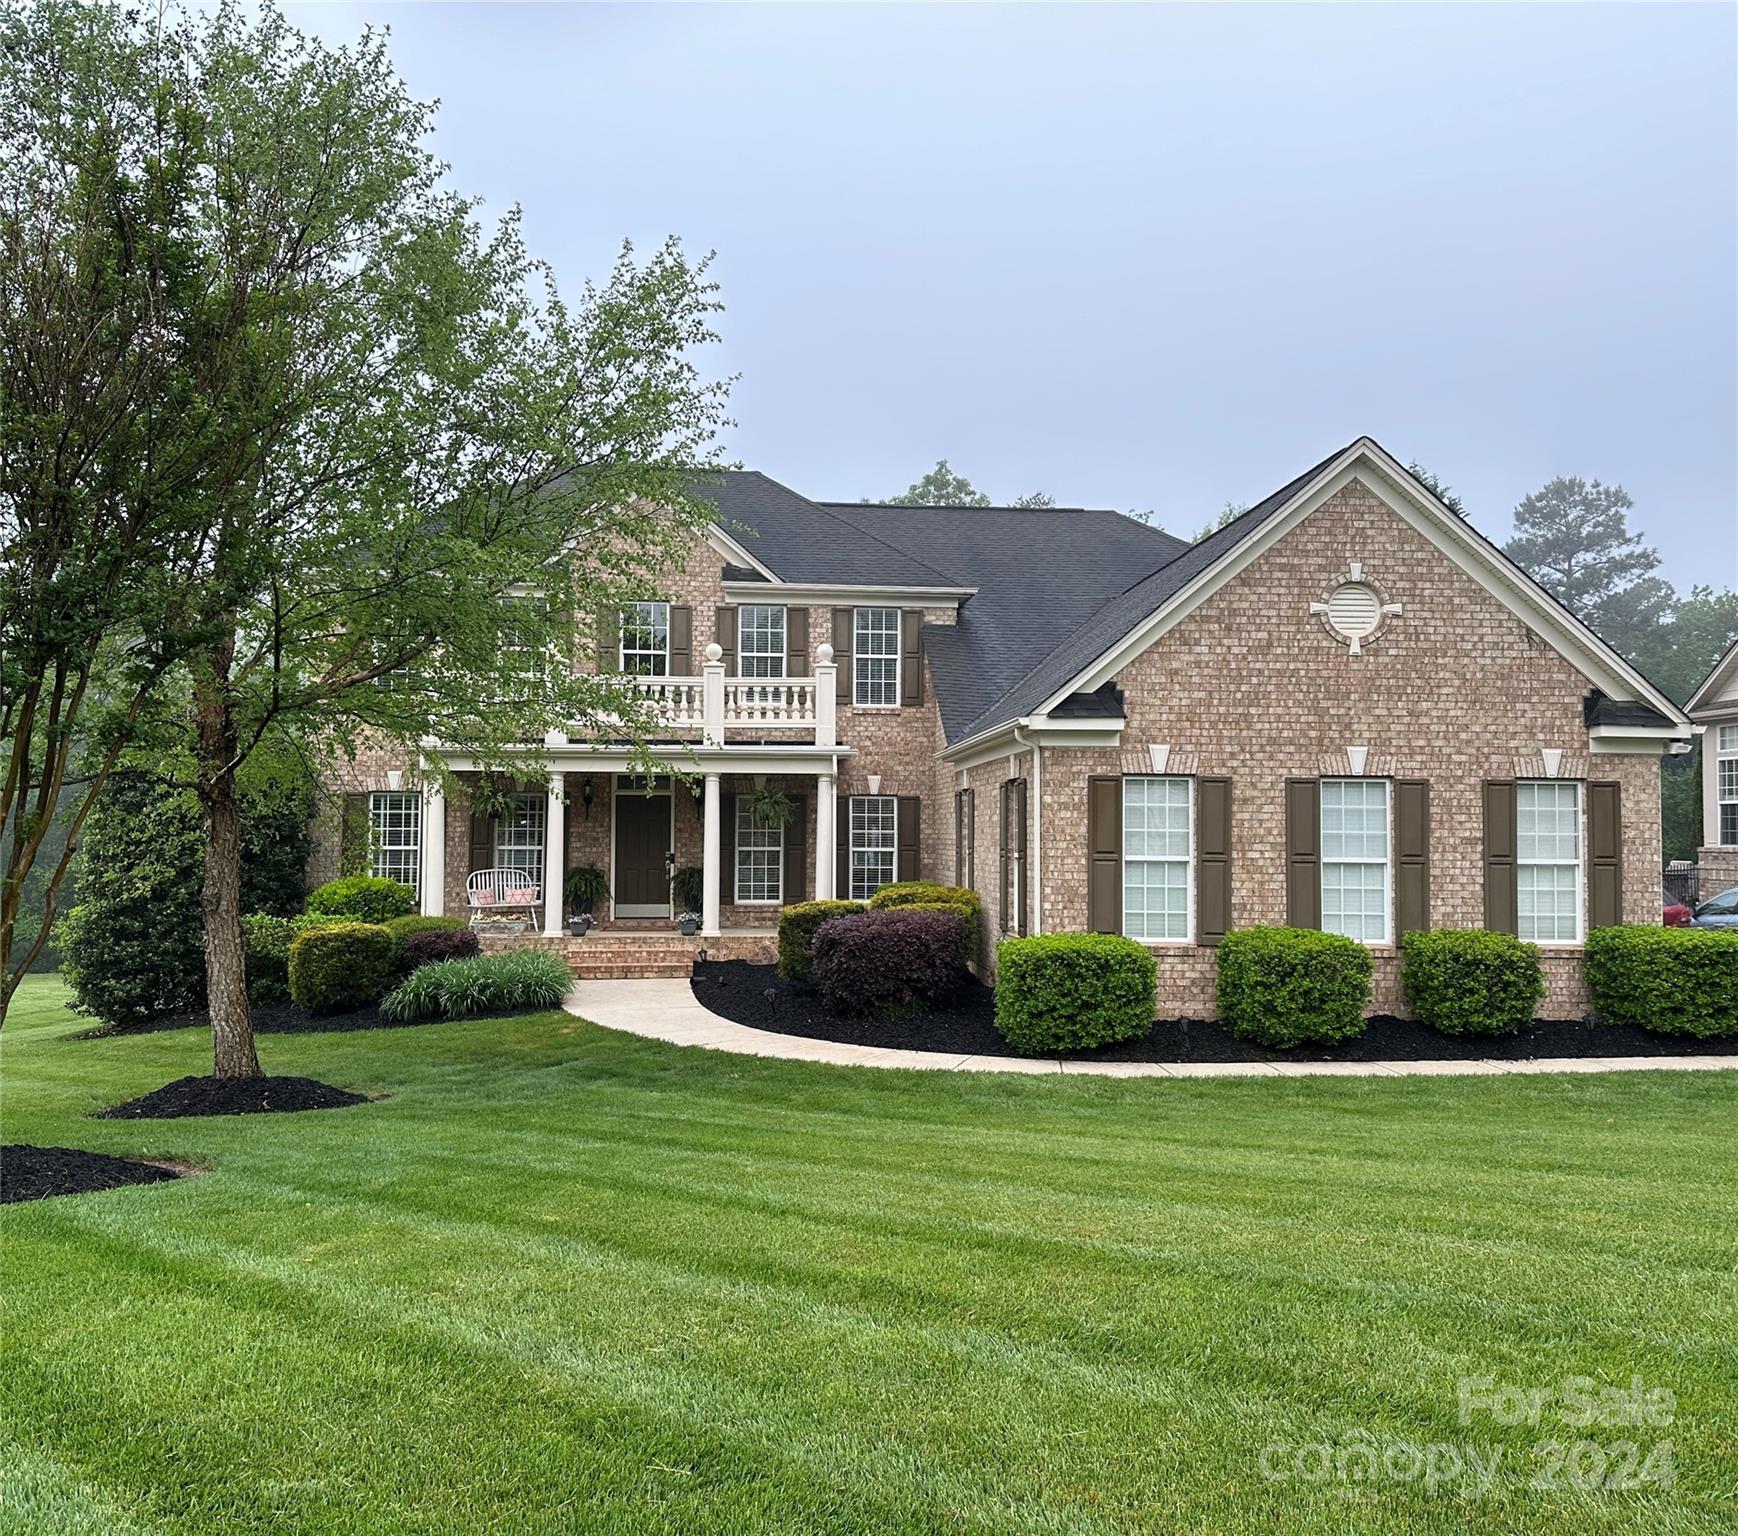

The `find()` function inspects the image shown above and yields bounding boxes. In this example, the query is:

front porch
[477,925,777,980]
[418,757,848,941]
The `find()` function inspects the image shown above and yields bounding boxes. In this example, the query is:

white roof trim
[722,581,974,606]
[1687,638,1738,716]
[706,524,780,582]
[1038,437,1689,729]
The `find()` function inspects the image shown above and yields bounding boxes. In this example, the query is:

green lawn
[3,974,1734,1535]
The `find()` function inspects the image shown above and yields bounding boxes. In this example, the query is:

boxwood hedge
[1400,929,1544,1036]
[993,933,1156,1053]
[1584,925,1738,1037]
[1215,926,1371,1048]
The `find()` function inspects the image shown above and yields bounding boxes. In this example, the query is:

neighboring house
[1687,641,1738,896]
[310,435,1692,1014]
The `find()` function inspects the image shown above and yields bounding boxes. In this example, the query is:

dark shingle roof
[1583,691,1678,731]
[814,501,1188,739]
[688,471,957,588]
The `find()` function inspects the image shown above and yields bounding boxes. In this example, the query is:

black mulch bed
[94,1074,371,1120]
[3,1144,186,1204]
[692,960,1738,1064]
[76,999,546,1041]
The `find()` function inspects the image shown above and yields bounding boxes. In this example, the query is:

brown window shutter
[1285,778,1321,929]
[955,789,967,886]
[340,792,371,876]
[670,606,693,675]
[721,791,737,903]
[900,611,924,705]
[999,782,1012,932]
[596,610,620,674]
[785,608,808,676]
[897,796,921,883]
[1196,777,1232,946]
[1395,779,1430,940]
[1087,775,1121,935]
[714,606,737,673]
[1014,779,1029,935]
[836,796,851,899]
[781,794,807,904]
[832,608,854,681]
[1483,780,1518,934]
[467,807,494,875]
[1588,780,1623,930]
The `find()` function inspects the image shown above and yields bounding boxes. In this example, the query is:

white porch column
[815,643,837,749]
[815,772,835,900]
[542,771,565,937]
[701,771,722,936]
[420,778,446,917]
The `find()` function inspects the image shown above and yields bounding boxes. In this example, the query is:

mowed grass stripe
[3,980,1735,1533]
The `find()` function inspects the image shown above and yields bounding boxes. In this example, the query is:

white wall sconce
[1346,745,1369,776]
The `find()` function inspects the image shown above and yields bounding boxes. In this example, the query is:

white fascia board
[722,581,974,607]
[1687,638,1738,716]
[1041,438,1690,729]
[938,715,1122,768]
[706,524,781,582]
[1588,724,1696,756]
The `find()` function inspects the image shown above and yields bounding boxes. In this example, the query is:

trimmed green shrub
[56,768,313,1028]
[1585,925,1738,1038]
[306,874,417,924]
[242,915,295,1004]
[382,914,469,941]
[1401,929,1544,1037]
[812,910,965,1016]
[870,882,983,962]
[994,933,1156,1053]
[381,950,571,1023]
[1215,927,1372,1048]
[776,899,866,981]
[288,922,401,1014]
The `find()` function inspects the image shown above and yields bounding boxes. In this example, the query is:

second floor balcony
[576,641,839,748]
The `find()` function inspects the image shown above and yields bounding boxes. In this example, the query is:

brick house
[1687,642,1738,898]
[313,436,1691,1011]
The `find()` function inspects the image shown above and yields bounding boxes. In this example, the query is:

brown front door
[614,792,671,916]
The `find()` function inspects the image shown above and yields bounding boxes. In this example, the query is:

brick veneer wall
[1032,478,1663,1018]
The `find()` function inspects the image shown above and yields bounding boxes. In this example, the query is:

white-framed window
[849,795,897,899]
[1517,780,1582,944]
[738,605,787,678]
[501,597,546,684]
[853,607,900,706]
[620,601,670,676]
[1123,776,1192,941]
[1719,725,1738,846]
[734,798,783,904]
[1321,778,1390,944]
[369,791,421,897]
[494,793,546,884]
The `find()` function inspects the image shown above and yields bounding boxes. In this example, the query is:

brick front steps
[478,928,775,980]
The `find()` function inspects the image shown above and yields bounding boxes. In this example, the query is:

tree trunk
[195,637,261,1080]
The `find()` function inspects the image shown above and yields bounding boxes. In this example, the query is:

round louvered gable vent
[1326,581,1382,641]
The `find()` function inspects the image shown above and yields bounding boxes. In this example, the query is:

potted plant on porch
[563,865,609,936]
[671,865,704,935]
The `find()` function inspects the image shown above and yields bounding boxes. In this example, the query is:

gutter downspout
[1012,723,1042,935]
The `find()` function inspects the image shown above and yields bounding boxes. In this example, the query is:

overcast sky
[290,2,1736,589]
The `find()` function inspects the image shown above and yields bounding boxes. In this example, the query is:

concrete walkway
[563,978,1738,1079]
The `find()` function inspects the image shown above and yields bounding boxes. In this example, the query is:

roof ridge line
[732,471,962,587]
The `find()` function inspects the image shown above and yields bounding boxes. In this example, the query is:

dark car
[1690,888,1738,929]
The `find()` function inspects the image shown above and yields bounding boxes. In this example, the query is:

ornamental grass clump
[381,950,572,1024]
